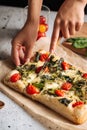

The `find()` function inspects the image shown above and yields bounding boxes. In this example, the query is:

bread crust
[3,70,26,93]
[32,94,87,124]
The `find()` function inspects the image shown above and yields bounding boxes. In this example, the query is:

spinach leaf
[58,98,72,106]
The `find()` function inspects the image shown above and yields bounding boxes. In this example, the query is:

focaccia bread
[4,50,47,93]
[3,50,87,124]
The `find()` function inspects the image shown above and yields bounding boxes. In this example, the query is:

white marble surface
[0,5,87,130]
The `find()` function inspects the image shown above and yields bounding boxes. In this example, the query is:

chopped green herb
[43,89,56,96]
[35,52,40,62]
[58,98,72,106]
[32,82,44,91]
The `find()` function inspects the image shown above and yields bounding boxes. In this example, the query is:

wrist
[26,0,42,26]
[24,19,39,32]
[75,0,87,5]
[66,0,87,4]
[26,16,39,25]
[77,0,87,8]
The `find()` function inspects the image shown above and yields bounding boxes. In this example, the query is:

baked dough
[3,50,87,124]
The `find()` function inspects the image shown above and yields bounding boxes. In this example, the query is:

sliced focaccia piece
[23,53,87,124]
[4,69,25,93]
[24,70,87,124]
[4,63,37,93]
[3,50,50,93]
[33,91,87,124]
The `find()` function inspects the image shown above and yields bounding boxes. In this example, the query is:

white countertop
[0,6,87,130]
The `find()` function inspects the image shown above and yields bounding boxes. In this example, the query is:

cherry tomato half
[35,66,43,74]
[40,15,46,24]
[82,73,87,79]
[10,73,21,82]
[55,89,65,97]
[39,24,47,33]
[61,82,72,91]
[26,84,40,95]
[62,61,70,70]
[37,31,46,40]
[72,101,84,108]
[40,53,49,61]
[43,23,48,31]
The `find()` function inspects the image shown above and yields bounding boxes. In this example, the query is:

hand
[11,21,38,66]
[50,0,86,53]
[11,0,43,66]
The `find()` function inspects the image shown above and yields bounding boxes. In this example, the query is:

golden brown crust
[32,94,87,124]
[4,70,26,93]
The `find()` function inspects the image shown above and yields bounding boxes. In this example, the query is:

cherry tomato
[61,82,72,91]
[72,101,84,108]
[37,31,46,40]
[82,73,87,79]
[62,61,70,70]
[43,23,48,31]
[35,66,43,73]
[40,53,49,61]
[40,15,46,24]
[39,24,46,33]
[10,73,21,82]
[26,84,40,95]
[55,89,65,97]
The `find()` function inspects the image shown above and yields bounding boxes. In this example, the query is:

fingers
[50,19,83,54]
[69,21,83,35]
[11,41,21,66]
[25,40,35,63]
[11,33,36,66]
[11,40,34,66]
[50,20,60,53]
[69,22,75,35]
[60,21,82,38]
[50,18,73,54]
[61,21,69,38]
[24,44,33,63]
[11,41,33,66]
[75,22,83,31]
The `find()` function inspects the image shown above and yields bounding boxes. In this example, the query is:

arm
[50,0,87,53]
[11,0,43,66]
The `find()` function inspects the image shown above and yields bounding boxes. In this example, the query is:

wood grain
[62,22,87,56]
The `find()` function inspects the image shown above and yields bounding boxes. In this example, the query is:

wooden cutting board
[0,36,87,130]
[62,22,87,56]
